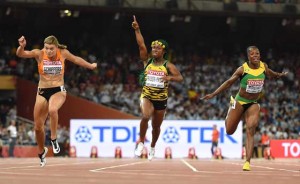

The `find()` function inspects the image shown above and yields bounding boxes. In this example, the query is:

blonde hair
[44,35,67,49]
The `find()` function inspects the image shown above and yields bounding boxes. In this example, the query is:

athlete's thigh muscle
[34,94,49,126]
[48,92,66,111]
[140,98,154,118]
[225,101,244,134]
[244,104,260,128]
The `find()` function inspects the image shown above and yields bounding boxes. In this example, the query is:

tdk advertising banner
[70,120,242,158]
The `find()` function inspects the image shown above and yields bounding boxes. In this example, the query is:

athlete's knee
[152,120,162,130]
[225,120,234,135]
[246,125,256,135]
[34,125,44,132]
[141,114,151,121]
[152,126,161,133]
[225,117,241,135]
[225,124,235,135]
[48,107,58,117]
[226,129,235,135]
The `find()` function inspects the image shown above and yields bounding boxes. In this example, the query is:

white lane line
[0,161,37,165]
[180,159,198,172]
[0,171,66,176]
[228,162,300,173]
[260,162,300,167]
[97,171,209,178]
[0,160,107,170]
[90,161,147,172]
[252,165,299,173]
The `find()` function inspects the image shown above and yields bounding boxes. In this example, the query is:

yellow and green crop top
[140,58,169,101]
[240,61,266,94]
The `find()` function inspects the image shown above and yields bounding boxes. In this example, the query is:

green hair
[138,70,146,86]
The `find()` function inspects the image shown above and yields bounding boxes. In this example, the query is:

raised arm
[263,62,288,79]
[132,15,148,65]
[62,49,97,70]
[16,36,40,59]
[201,66,243,100]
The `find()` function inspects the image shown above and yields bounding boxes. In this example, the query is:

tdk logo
[163,127,180,143]
[75,126,92,142]
[90,126,237,144]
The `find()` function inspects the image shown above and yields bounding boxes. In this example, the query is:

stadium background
[0,0,299,159]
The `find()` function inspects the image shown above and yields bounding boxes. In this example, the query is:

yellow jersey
[140,58,169,101]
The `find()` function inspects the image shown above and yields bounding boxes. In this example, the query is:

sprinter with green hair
[132,15,183,161]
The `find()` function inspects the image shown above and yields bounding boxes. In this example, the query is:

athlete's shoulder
[37,49,45,60]
[236,65,244,75]
[144,57,152,66]
[260,61,266,70]
[33,48,43,55]
[60,48,71,58]
[164,59,170,65]
[60,48,69,54]
[241,62,248,68]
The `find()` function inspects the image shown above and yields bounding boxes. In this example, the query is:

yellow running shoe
[242,161,251,171]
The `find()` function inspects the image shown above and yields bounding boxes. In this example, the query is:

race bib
[145,70,165,88]
[43,60,63,75]
[246,79,264,93]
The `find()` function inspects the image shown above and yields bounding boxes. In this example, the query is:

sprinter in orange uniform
[16,35,97,167]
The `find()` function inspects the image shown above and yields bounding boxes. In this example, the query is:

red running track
[0,158,299,184]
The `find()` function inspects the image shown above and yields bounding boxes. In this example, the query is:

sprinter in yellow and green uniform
[234,61,266,110]
[132,15,183,161]
[202,46,287,171]
[140,57,169,101]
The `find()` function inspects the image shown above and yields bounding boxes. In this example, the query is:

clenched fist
[18,36,26,48]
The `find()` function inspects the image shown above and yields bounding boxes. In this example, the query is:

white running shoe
[148,147,155,161]
[38,147,48,167]
[134,142,144,157]
[51,139,60,154]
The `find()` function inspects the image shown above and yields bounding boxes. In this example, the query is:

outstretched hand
[279,71,288,78]
[132,15,139,30]
[200,94,215,100]
[90,63,97,70]
[18,36,26,48]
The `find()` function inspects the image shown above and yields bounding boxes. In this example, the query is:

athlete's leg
[33,95,49,154]
[48,92,66,140]
[150,109,165,148]
[225,100,244,135]
[211,142,217,156]
[244,104,260,163]
[139,98,154,143]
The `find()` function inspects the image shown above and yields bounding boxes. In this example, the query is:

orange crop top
[38,49,65,75]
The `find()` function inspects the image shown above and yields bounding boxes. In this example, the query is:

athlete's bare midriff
[38,74,64,88]
[238,88,260,100]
